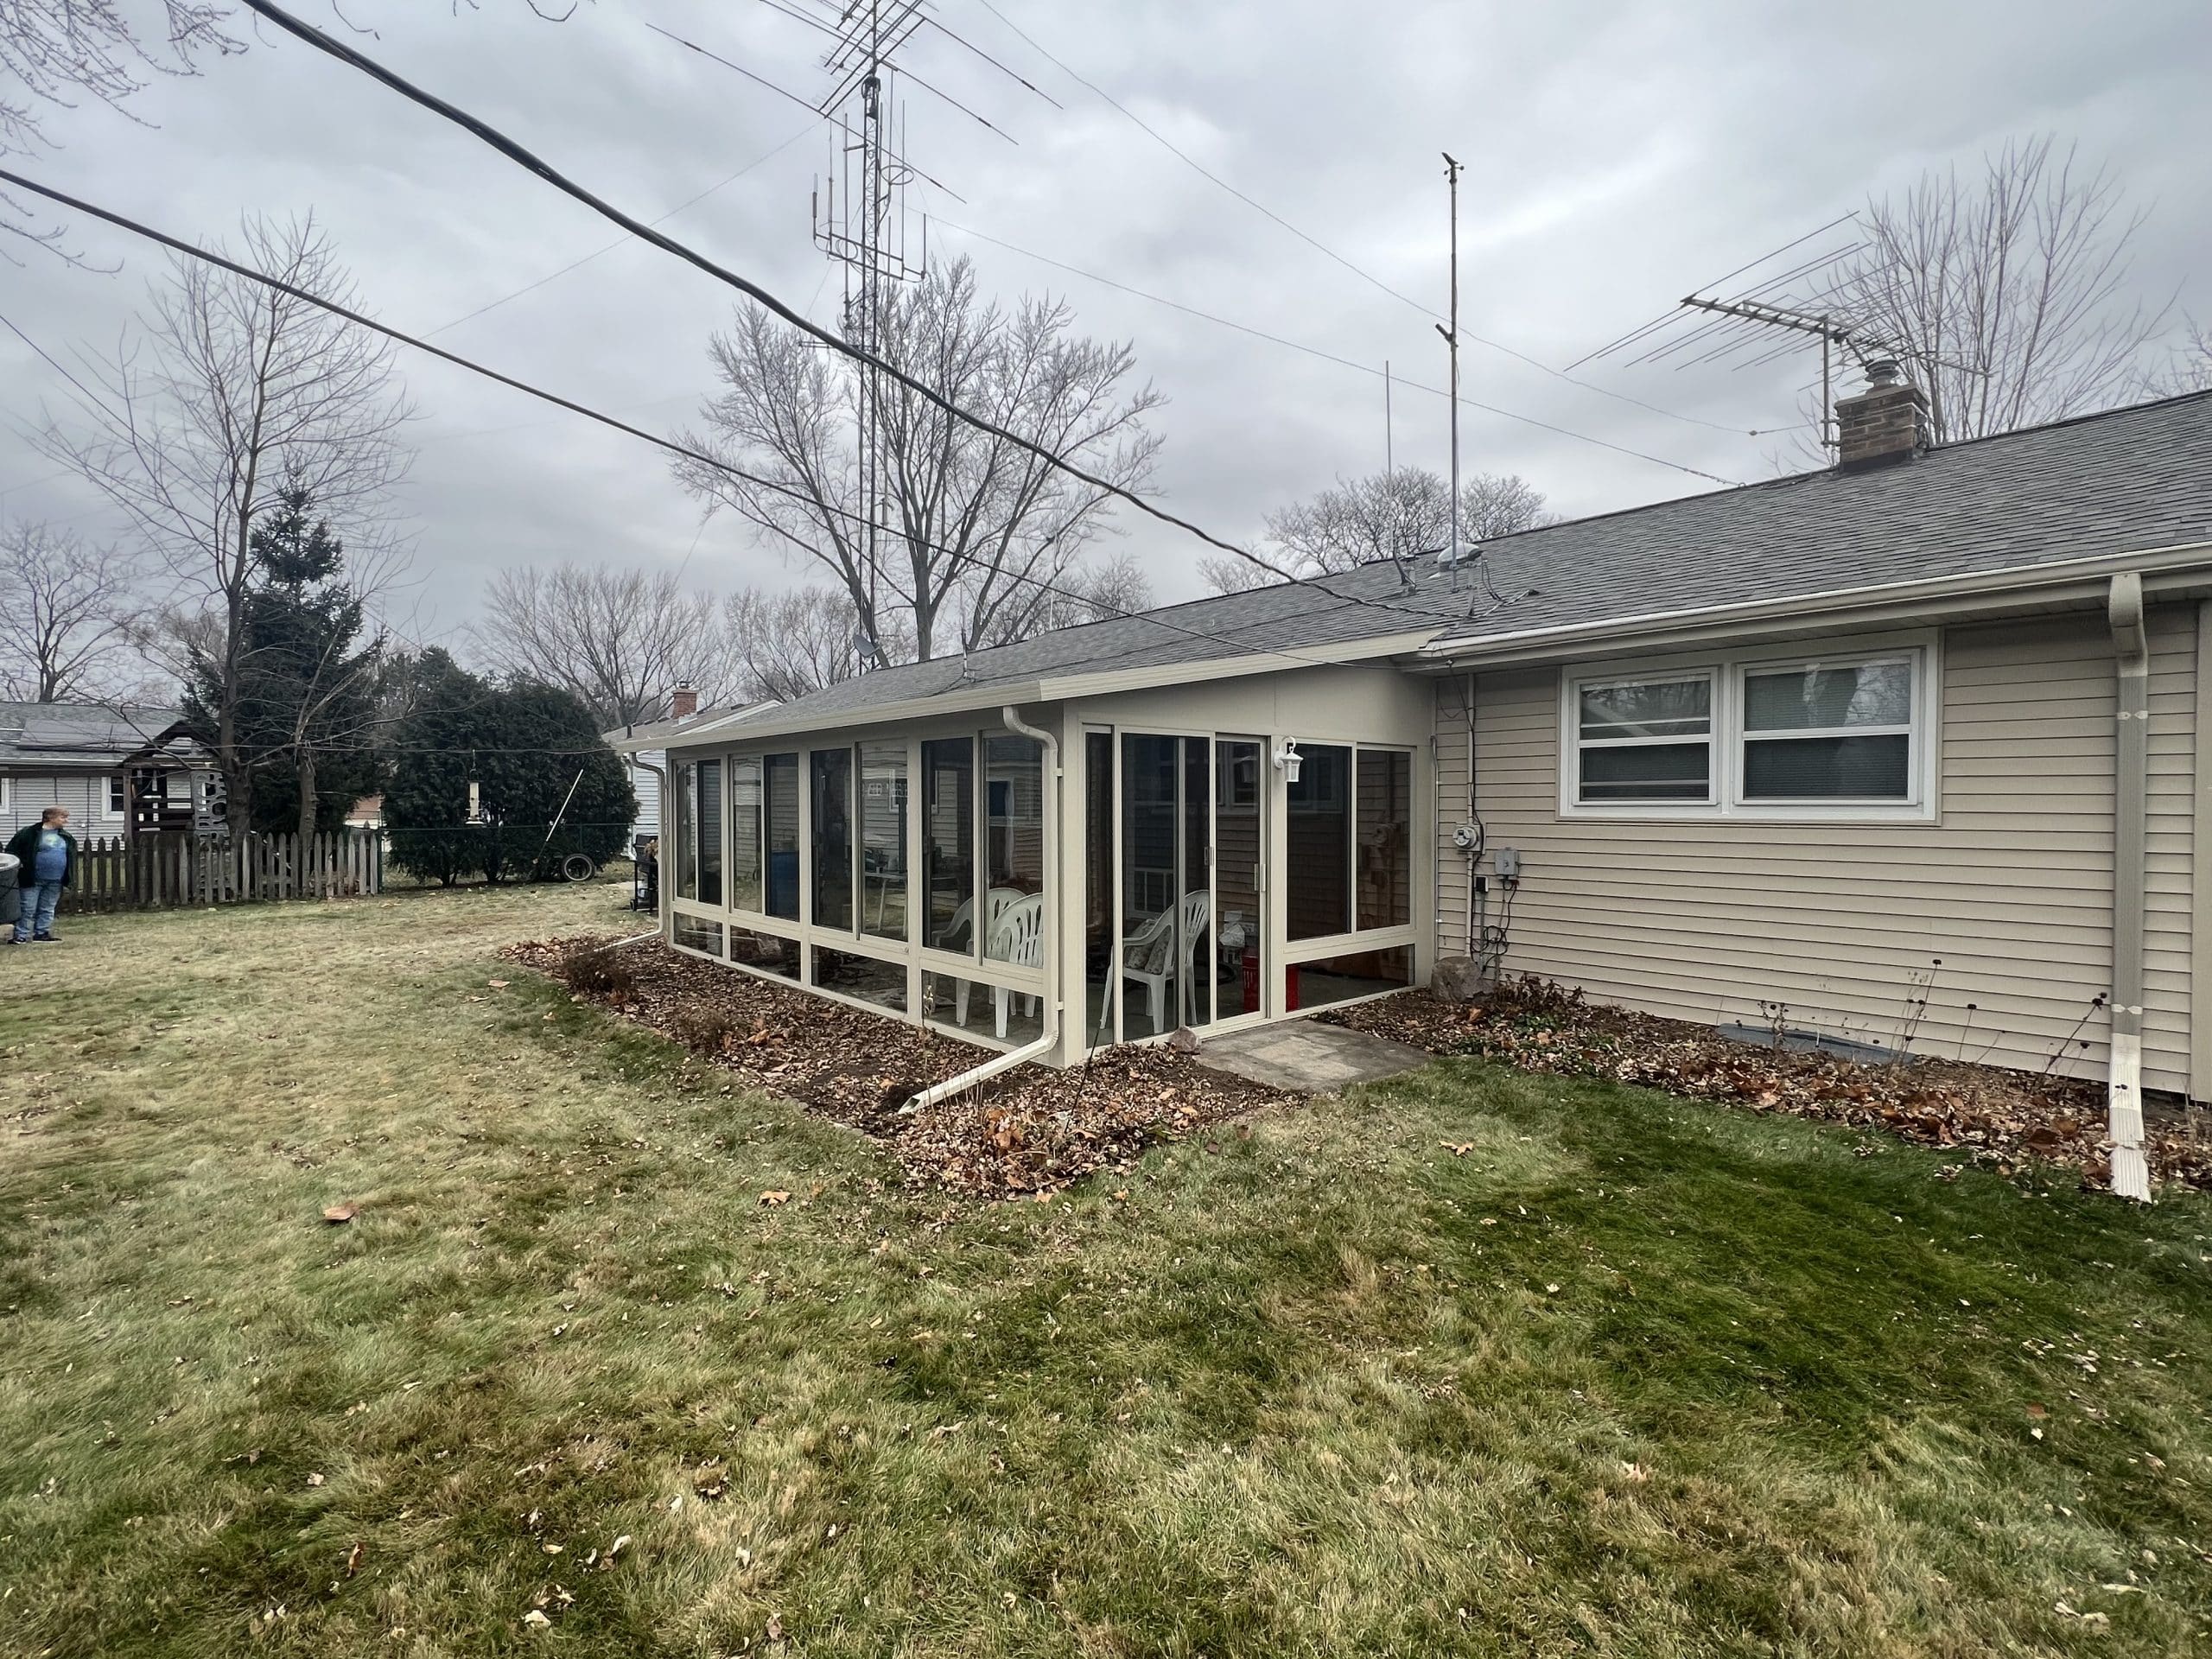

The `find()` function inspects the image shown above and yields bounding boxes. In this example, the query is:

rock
[1430,955,1492,1002]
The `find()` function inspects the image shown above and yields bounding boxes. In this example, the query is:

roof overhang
[654,627,1444,752]
[1414,538,2212,671]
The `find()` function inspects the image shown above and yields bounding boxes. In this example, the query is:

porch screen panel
[696,758,723,906]
[1215,740,1262,1019]
[1354,749,1411,930]
[1286,743,1351,940]
[983,734,1045,966]
[730,756,763,912]
[1084,731,1115,1046]
[860,742,908,942]
[922,737,976,952]
[671,759,697,901]
[811,747,854,931]
[763,753,800,921]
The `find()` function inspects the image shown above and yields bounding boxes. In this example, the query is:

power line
[962,0,1757,442]
[0,166,1439,685]
[934,217,1753,483]
[234,0,1326,598]
[969,0,1440,323]
[425,121,817,339]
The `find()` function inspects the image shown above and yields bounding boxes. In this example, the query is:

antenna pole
[1383,358,1393,479]
[1436,152,1463,591]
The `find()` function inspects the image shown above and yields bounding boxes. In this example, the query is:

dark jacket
[6,823,75,889]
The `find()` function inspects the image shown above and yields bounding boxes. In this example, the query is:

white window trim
[1558,630,1941,823]
[1567,669,1719,809]
[105,773,128,820]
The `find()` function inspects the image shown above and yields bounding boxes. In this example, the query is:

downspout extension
[2107,573,2153,1201]
[904,705,1062,1114]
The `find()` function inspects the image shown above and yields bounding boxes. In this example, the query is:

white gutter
[2106,573,2153,1201]
[903,705,1063,1114]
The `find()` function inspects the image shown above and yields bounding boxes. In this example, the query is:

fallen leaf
[760,1191,791,1206]
[766,1613,786,1641]
[522,1608,551,1629]
[321,1202,359,1224]
[487,978,510,988]
[306,1472,326,1488]
[344,1541,364,1577]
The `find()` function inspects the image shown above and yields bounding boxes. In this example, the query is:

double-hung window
[1573,674,1714,804]
[1562,638,1934,818]
[1740,656,1914,802]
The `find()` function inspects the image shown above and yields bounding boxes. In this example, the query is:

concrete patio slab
[1196,1020,1433,1095]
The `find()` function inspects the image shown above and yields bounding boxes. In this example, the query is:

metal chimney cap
[1862,356,1903,387]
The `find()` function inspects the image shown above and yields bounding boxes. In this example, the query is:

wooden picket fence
[60,830,384,914]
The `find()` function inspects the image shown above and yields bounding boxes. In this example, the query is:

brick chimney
[1834,357,1929,469]
[669,681,698,720]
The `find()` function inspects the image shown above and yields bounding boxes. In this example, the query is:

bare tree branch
[37,212,411,827]
[1814,135,2171,442]
[471,562,730,727]
[673,255,1163,662]
[1204,466,1551,594]
[721,583,907,703]
[0,518,152,700]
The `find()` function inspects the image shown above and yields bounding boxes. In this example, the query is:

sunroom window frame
[1557,630,1941,824]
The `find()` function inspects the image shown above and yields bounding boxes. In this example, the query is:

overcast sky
[3,0,2208,656]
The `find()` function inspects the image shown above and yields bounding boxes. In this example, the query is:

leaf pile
[505,936,1291,1197]
[1323,979,2212,1193]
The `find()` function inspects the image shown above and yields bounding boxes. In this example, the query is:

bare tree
[675,256,1163,662]
[2148,319,2212,397]
[1202,466,1551,594]
[39,213,411,829]
[473,563,730,727]
[971,550,1154,645]
[722,584,902,703]
[0,520,149,700]
[1814,136,2171,442]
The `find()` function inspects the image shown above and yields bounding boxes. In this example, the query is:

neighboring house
[602,685,754,854]
[0,702,222,838]
[626,377,2212,1199]
[346,795,385,830]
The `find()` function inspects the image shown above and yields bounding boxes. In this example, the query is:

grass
[3,884,2211,1656]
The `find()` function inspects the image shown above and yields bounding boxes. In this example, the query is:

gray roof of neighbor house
[0,702,207,770]
[678,389,2212,741]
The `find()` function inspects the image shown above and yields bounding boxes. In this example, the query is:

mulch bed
[1322,978,2212,1194]
[503,935,1294,1198]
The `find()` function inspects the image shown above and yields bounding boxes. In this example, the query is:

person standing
[8,805,75,944]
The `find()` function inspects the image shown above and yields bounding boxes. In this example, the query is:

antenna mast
[1677,293,1861,450]
[1435,152,1463,588]
[812,0,930,652]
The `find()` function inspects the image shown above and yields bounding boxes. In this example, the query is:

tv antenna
[1677,294,1865,452]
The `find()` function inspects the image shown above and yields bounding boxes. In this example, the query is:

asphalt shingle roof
[0,702,194,770]
[724,389,2212,730]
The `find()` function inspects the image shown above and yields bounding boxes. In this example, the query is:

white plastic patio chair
[988,891,1046,1039]
[1119,889,1210,1034]
[942,886,1027,1026]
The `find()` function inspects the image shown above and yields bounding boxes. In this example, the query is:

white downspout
[2107,574,2153,1201]
[904,705,1062,1113]
[635,754,672,944]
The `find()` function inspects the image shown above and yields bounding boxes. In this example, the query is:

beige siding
[1434,610,2196,1093]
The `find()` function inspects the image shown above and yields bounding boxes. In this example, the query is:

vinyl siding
[1433,610,2196,1093]
[0,771,127,837]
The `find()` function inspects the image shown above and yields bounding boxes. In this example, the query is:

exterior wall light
[1273,740,1302,785]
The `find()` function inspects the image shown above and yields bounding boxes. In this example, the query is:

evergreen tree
[185,481,384,841]
[384,656,633,885]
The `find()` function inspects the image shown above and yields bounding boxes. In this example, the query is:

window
[1286,743,1351,940]
[860,742,908,942]
[107,775,127,817]
[696,758,723,906]
[730,756,763,912]
[763,753,800,920]
[811,747,854,931]
[673,914,724,957]
[983,734,1044,964]
[1561,638,1935,819]
[1573,675,1713,803]
[1354,749,1411,930]
[921,738,974,952]
[671,760,697,900]
[1740,657,1913,801]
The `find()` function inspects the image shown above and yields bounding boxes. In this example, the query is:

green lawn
[3,885,2211,1656]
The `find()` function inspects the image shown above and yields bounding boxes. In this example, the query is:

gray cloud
[3,0,2207,650]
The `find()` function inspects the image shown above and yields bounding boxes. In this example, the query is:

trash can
[0,852,18,928]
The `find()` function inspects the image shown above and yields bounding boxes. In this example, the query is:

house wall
[1433,607,2197,1093]
[1,770,129,837]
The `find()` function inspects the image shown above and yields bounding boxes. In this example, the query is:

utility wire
[935,218,1753,482]
[0,167,1440,685]
[426,121,817,338]
[234,0,1328,599]
[964,0,1752,441]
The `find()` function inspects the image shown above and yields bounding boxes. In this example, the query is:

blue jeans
[12,880,60,942]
